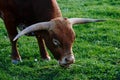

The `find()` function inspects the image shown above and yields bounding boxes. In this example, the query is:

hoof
[12,59,22,64]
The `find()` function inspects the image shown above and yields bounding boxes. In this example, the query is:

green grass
[0,0,120,80]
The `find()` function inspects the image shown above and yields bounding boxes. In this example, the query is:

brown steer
[0,0,104,67]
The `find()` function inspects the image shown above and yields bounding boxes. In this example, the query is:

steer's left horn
[13,21,53,41]
[68,18,105,25]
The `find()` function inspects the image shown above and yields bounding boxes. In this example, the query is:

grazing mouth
[58,54,75,68]
[59,63,71,68]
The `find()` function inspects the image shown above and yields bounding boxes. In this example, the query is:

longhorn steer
[0,0,103,67]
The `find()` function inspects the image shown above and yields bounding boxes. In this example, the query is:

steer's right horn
[13,21,54,41]
[68,18,105,25]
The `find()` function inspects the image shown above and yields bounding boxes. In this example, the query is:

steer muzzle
[59,54,75,68]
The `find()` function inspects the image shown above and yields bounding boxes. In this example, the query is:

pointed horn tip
[13,37,17,41]
[13,35,20,41]
[95,19,106,22]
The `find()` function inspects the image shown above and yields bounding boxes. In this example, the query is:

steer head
[43,18,75,67]
[13,17,104,67]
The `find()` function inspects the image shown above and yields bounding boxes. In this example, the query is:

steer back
[0,0,62,24]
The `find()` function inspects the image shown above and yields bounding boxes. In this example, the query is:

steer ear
[13,21,54,41]
[68,18,105,25]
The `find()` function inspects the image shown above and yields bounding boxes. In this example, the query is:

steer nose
[59,54,75,67]
[65,56,74,64]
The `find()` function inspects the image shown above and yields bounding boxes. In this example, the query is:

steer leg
[36,35,50,60]
[3,12,22,63]
[11,39,22,63]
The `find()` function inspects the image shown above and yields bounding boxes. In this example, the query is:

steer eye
[52,38,61,47]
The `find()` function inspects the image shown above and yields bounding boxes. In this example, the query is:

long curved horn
[13,21,53,41]
[68,18,105,25]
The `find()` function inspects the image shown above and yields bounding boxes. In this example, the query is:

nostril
[65,58,69,62]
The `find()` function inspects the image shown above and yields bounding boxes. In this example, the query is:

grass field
[0,0,120,80]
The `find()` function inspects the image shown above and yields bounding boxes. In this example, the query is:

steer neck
[50,0,62,18]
